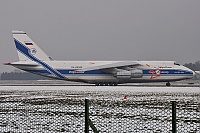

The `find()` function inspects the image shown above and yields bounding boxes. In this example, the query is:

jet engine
[115,69,143,79]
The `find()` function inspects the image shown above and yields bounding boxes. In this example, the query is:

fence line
[0,96,199,132]
[87,99,199,132]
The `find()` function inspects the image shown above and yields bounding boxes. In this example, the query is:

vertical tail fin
[12,31,51,61]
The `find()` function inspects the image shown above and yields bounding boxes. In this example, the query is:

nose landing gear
[166,82,171,86]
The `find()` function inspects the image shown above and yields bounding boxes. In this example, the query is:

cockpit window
[174,62,180,66]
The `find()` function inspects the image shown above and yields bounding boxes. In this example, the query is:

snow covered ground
[0,86,199,132]
[0,85,200,92]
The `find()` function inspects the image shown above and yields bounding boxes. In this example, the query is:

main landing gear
[95,83,118,86]
[166,82,171,86]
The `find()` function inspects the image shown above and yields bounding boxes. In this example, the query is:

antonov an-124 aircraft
[4,31,195,86]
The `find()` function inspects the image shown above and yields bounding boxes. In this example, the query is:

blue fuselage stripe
[25,69,193,76]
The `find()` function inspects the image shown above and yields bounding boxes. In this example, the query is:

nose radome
[184,66,195,77]
[188,69,195,77]
[192,71,195,76]
[188,68,195,76]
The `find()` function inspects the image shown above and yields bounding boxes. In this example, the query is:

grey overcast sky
[0,0,200,73]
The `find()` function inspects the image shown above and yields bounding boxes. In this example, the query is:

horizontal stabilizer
[4,62,39,67]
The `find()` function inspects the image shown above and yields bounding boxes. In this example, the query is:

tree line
[184,61,200,71]
[0,72,51,80]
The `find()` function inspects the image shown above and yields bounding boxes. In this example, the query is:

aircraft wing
[79,61,140,73]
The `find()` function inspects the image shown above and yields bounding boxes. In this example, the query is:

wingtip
[12,30,26,34]
[3,62,12,65]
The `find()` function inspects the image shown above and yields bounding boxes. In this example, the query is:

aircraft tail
[12,31,52,61]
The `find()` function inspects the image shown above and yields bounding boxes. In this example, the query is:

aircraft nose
[188,69,195,78]
[192,71,195,76]
[185,67,195,78]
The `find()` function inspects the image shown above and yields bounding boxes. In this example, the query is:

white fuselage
[11,60,194,84]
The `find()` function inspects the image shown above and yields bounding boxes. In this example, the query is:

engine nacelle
[115,69,143,79]
[131,69,143,78]
[115,70,132,79]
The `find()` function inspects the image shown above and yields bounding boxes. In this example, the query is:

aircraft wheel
[99,83,104,86]
[114,83,118,86]
[109,83,113,86]
[166,82,171,86]
[95,83,99,86]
